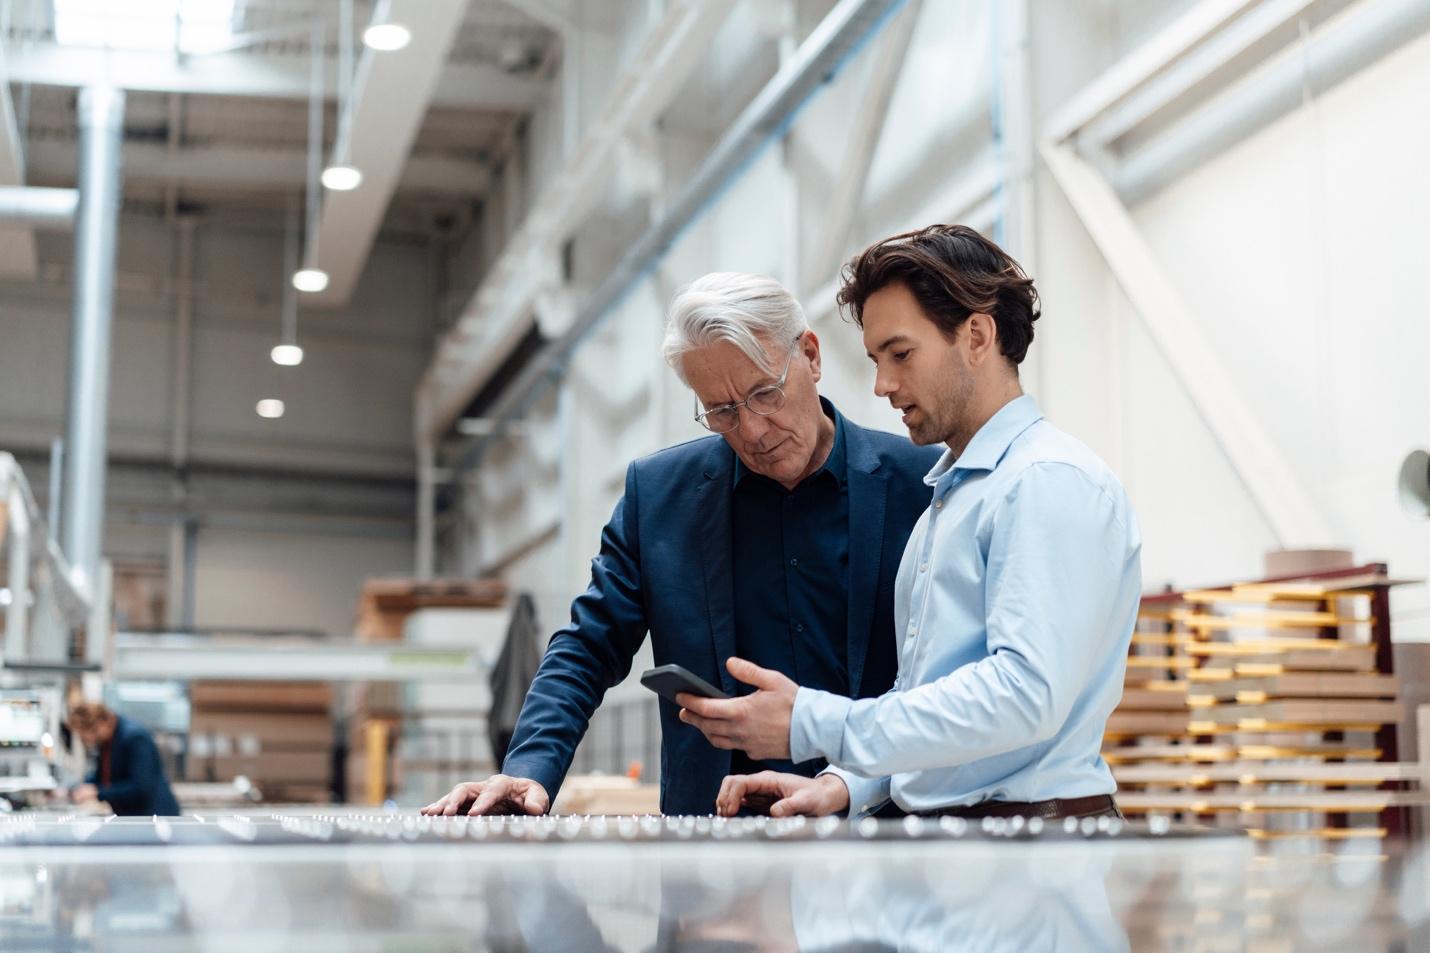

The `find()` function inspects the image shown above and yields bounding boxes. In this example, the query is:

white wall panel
[1127,28,1430,634]
[193,526,412,638]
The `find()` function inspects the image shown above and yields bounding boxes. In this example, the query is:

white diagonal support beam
[303,0,471,307]
[457,0,909,466]
[0,45,38,278]
[2,44,542,113]
[25,140,491,196]
[1040,142,1333,548]
[805,149,1002,325]
[416,0,739,444]
[1043,0,1261,144]
[801,0,919,297]
[1083,0,1318,147]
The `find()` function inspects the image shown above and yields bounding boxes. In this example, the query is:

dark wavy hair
[836,224,1040,366]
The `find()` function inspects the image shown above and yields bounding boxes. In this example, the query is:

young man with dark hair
[679,225,1142,822]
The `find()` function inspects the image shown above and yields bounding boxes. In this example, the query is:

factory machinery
[0,811,1427,950]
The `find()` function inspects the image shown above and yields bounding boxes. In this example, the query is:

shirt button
[908,628,917,638]
[934,500,943,510]
[919,562,928,572]
[789,558,798,567]
[794,623,804,633]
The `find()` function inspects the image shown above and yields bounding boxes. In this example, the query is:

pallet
[1110,564,1420,838]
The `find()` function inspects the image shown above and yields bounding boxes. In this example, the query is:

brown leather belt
[916,794,1119,820]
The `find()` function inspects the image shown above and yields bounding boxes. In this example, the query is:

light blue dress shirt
[788,395,1142,816]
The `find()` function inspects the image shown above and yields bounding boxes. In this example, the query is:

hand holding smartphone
[640,664,729,704]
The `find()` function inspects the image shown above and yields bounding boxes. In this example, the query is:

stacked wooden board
[1109,564,1426,838]
[187,681,334,803]
[355,577,508,641]
[349,577,509,804]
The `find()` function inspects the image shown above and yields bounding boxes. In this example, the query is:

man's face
[862,282,975,447]
[682,331,827,487]
[72,720,109,748]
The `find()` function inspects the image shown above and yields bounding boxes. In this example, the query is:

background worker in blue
[422,272,939,817]
[68,701,181,816]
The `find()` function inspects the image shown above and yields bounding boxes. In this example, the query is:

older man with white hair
[423,272,939,817]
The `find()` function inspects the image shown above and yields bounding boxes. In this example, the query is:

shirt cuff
[789,686,853,766]
[820,766,891,819]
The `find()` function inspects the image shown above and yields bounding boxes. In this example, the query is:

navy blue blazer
[502,408,941,815]
[85,714,181,816]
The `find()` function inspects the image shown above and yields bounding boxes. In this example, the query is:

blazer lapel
[845,431,887,697]
[697,446,739,695]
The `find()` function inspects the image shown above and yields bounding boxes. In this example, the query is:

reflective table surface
[2,812,1427,951]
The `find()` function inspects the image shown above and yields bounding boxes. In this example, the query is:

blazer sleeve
[501,462,649,800]
[96,732,163,815]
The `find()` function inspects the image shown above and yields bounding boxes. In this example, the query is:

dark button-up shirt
[730,398,849,777]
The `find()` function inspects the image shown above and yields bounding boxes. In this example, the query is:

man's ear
[964,312,999,367]
[803,329,823,383]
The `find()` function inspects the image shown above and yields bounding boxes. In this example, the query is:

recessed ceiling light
[270,344,305,366]
[362,22,411,51]
[292,268,329,293]
[321,164,363,191]
[256,399,286,419]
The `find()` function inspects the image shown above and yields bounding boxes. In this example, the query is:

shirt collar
[924,394,1044,487]
[733,396,847,490]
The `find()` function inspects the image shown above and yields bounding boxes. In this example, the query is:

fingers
[676,693,735,718]
[468,777,514,816]
[770,783,823,817]
[771,774,847,817]
[419,781,478,816]
[716,776,747,817]
[419,777,548,817]
[520,783,549,816]
[678,709,736,748]
[717,772,788,817]
[726,656,784,690]
[768,791,809,817]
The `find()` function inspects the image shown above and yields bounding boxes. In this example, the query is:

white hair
[662,272,808,384]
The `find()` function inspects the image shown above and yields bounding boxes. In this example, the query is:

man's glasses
[694,339,801,434]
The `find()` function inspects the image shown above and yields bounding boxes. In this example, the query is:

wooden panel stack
[349,577,508,804]
[355,577,509,642]
[1108,564,1426,838]
[187,681,335,804]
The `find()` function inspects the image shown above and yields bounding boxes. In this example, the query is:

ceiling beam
[2,43,543,113]
[25,139,491,196]
[304,0,472,306]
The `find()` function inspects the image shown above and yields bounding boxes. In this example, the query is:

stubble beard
[913,354,976,448]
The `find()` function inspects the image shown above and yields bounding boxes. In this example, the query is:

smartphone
[640,664,730,704]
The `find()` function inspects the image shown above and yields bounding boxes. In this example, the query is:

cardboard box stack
[112,563,168,631]
[187,681,334,804]
[350,577,509,804]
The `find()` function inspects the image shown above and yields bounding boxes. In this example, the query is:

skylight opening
[53,0,238,55]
